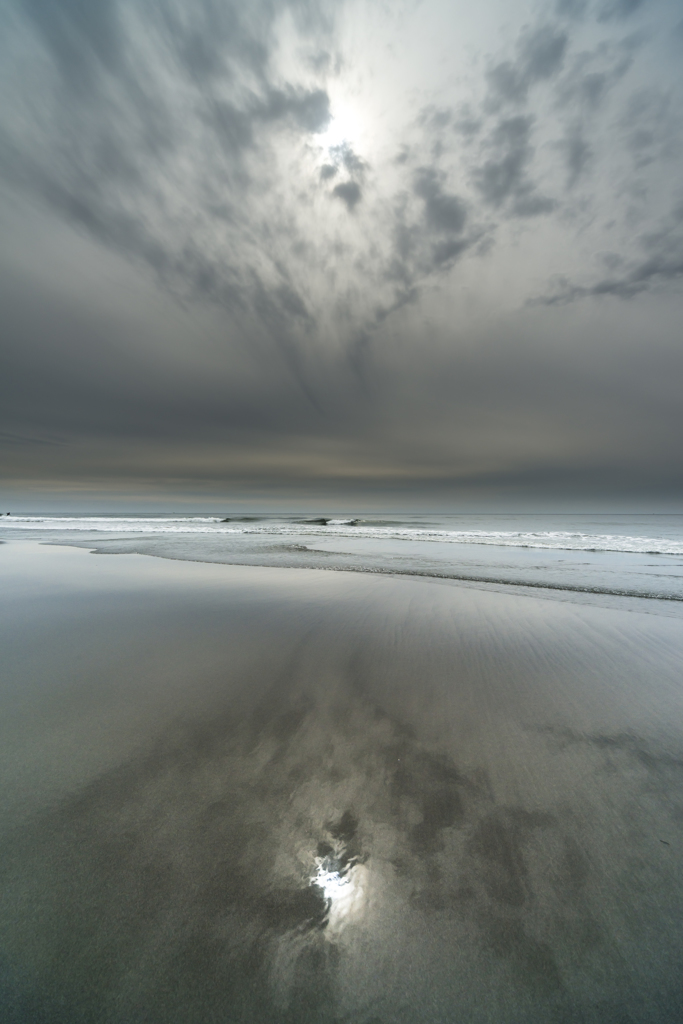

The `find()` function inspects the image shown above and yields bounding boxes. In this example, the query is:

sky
[1,0,682,510]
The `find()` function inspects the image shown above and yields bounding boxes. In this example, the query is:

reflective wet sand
[2,542,683,1023]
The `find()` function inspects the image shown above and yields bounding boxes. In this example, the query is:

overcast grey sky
[1,0,682,509]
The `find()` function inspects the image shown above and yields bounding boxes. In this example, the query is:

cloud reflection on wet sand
[1,546,683,1022]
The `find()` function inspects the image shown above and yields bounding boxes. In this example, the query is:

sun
[315,99,363,152]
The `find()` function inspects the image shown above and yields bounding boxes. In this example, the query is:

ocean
[3,511,683,604]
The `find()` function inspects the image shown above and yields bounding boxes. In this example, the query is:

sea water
[2,511,683,602]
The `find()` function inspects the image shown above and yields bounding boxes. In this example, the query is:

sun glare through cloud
[315,99,364,153]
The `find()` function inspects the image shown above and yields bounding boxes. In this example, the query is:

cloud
[535,203,683,303]
[555,0,588,19]
[413,168,467,233]
[329,141,366,176]
[559,125,592,186]
[486,26,568,106]
[474,116,555,216]
[324,141,365,210]
[1,0,496,395]
[2,0,676,366]
[20,0,126,91]
[554,35,637,112]
[331,180,362,210]
[598,0,645,22]
[261,87,332,132]
[2,0,683,501]
[619,88,676,168]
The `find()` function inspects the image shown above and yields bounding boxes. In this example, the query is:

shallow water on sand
[2,542,683,1023]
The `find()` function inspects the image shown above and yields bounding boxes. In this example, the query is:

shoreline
[34,536,683,619]
[3,511,683,609]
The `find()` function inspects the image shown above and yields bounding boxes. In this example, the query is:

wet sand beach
[2,541,683,1023]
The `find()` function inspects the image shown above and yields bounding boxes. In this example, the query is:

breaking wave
[2,516,683,556]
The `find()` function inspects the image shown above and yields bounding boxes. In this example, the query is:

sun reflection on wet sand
[3,548,683,1022]
[311,838,370,935]
[314,859,351,901]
